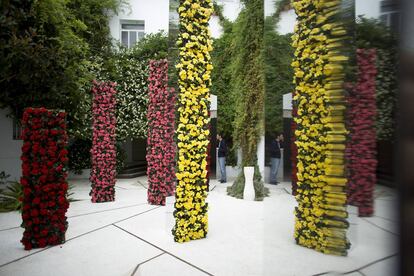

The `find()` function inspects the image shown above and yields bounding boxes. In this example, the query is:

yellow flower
[173,0,212,243]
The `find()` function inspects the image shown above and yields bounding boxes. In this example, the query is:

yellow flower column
[292,0,350,255]
[172,0,213,242]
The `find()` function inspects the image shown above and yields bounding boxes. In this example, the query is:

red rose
[30,209,39,217]
[40,229,48,237]
[38,238,46,248]
[24,242,32,250]
[32,197,40,205]
[21,178,28,186]
[23,188,31,197]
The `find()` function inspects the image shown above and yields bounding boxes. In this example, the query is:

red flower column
[347,49,377,216]
[90,81,117,203]
[20,108,69,250]
[146,60,176,205]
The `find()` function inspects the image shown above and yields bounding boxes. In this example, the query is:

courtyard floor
[0,177,398,276]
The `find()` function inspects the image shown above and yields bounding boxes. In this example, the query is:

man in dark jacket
[217,134,227,183]
[270,133,284,184]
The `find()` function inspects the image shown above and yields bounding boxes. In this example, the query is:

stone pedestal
[243,166,255,201]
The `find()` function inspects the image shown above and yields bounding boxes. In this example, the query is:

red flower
[20,108,69,250]
[30,209,39,217]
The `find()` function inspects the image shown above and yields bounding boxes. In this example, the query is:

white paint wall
[265,0,276,17]
[355,0,381,19]
[210,0,243,39]
[278,10,296,35]
[109,0,169,41]
[215,0,243,22]
[0,109,22,181]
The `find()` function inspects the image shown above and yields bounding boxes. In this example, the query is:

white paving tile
[135,253,208,276]
[0,211,21,231]
[0,201,155,266]
[0,226,162,276]
[0,227,43,266]
[360,255,398,276]
[0,178,399,276]
[117,191,266,276]
[361,216,398,235]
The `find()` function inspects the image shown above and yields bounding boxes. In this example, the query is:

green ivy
[264,17,294,138]
[224,0,269,200]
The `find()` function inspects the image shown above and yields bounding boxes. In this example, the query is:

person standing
[270,133,284,184]
[217,134,227,183]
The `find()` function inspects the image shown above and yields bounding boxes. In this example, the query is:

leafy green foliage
[69,32,169,141]
[0,0,88,121]
[0,171,78,212]
[68,139,126,174]
[67,0,125,56]
[212,1,293,168]
[127,32,169,61]
[231,0,265,167]
[68,139,92,175]
[0,172,22,212]
[69,55,112,139]
[227,164,269,201]
[114,51,149,141]
[211,15,237,166]
[218,0,269,199]
[0,0,124,139]
[264,17,294,138]
[356,17,398,141]
[375,49,397,141]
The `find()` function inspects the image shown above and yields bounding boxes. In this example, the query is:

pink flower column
[90,81,117,203]
[347,49,377,216]
[146,59,176,205]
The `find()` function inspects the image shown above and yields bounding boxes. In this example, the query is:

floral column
[172,0,213,242]
[90,81,117,203]
[20,108,69,250]
[347,49,377,216]
[147,59,176,205]
[292,0,350,255]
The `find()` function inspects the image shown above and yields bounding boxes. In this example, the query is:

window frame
[120,20,145,48]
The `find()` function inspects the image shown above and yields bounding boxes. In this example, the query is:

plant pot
[243,166,255,201]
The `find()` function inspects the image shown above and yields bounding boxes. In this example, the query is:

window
[120,20,145,48]
[380,0,400,33]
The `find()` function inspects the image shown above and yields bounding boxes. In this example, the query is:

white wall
[355,0,381,19]
[210,0,243,39]
[277,10,296,35]
[216,0,243,22]
[0,109,22,181]
[283,93,292,111]
[265,0,276,17]
[109,0,169,41]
